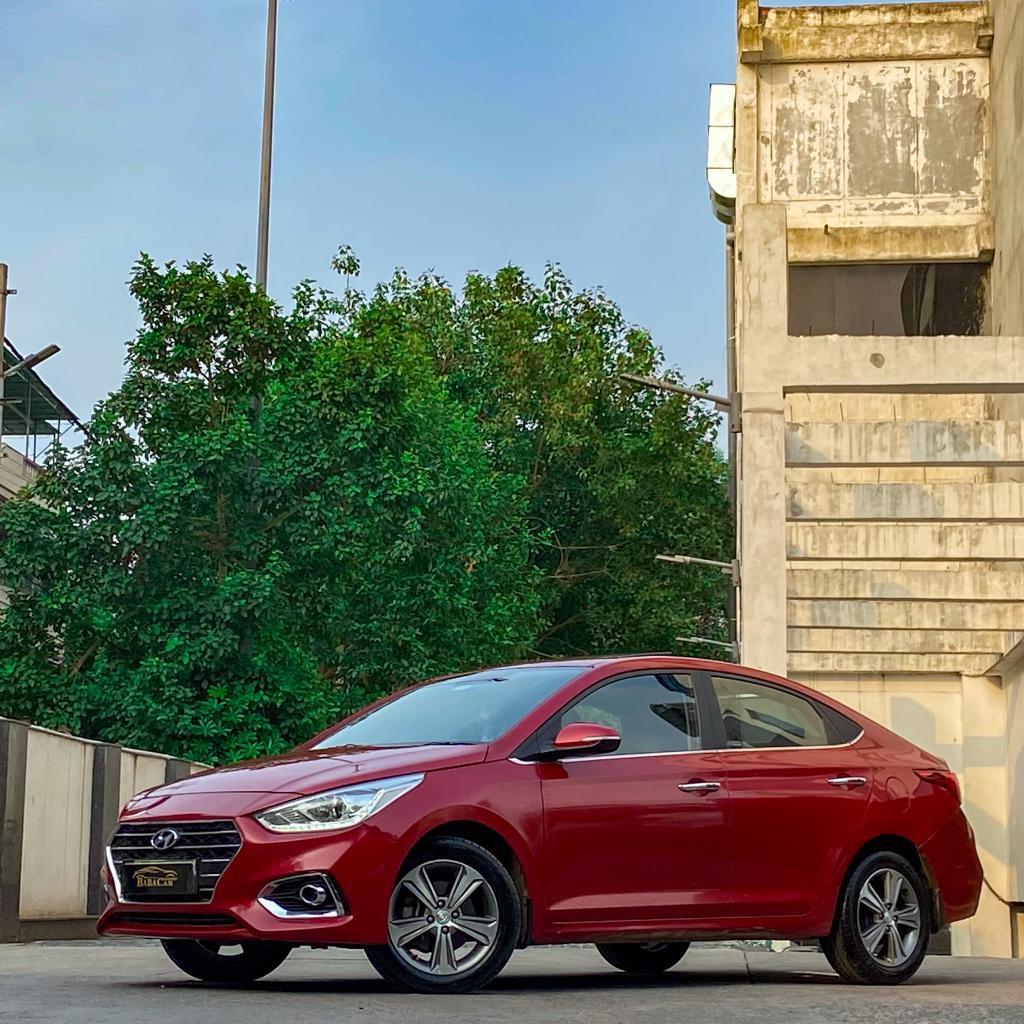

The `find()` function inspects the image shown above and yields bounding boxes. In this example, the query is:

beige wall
[998,645,1024,903]
[118,748,174,811]
[19,729,94,919]
[2,718,204,932]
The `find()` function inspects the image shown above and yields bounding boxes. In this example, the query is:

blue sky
[3,0,874,424]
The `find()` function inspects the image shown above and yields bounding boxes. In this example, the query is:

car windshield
[312,666,585,748]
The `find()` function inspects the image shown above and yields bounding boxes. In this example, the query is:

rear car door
[535,672,730,935]
[704,672,872,921]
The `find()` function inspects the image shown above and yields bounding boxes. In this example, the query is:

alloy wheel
[857,867,922,967]
[387,858,501,977]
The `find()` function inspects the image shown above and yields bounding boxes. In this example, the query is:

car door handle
[678,781,721,793]
[827,776,867,787]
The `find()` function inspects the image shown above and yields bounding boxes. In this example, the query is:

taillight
[914,768,961,803]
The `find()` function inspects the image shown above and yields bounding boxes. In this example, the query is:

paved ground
[1,941,1022,1024]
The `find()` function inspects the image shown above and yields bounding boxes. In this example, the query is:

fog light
[298,883,328,907]
[257,873,344,918]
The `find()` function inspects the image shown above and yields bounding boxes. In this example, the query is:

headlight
[254,773,424,833]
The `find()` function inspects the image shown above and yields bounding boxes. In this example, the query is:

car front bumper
[96,797,402,946]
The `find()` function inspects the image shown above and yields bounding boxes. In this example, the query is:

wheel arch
[833,833,940,934]
[402,819,533,947]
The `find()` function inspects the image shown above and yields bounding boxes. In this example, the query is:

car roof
[485,655,744,673]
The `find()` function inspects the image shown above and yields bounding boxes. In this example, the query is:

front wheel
[596,941,690,974]
[821,851,931,985]
[364,836,521,993]
[160,939,291,982]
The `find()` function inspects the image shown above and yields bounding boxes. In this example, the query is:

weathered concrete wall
[731,0,1023,957]
[990,0,1024,335]
[758,58,989,223]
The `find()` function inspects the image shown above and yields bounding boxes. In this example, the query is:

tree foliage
[0,251,729,763]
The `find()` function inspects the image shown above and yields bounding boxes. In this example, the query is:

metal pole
[0,265,9,458]
[241,0,277,664]
[619,373,731,411]
[724,227,738,658]
[255,0,278,289]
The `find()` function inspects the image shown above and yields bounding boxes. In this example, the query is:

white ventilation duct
[707,83,736,225]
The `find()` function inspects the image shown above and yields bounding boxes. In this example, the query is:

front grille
[108,912,238,927]
[109,820,242,903]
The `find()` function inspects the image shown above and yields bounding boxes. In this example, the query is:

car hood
[130,743,489,806]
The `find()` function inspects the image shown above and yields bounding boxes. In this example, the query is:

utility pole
[241,0,278,664]
[255,0,278,289]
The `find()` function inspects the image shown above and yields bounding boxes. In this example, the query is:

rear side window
[710,676,832,749]
[559,674,701,755]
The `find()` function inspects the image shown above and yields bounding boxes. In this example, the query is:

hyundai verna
[98,657,982,993]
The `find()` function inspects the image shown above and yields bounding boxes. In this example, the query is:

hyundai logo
[151,828,180,851]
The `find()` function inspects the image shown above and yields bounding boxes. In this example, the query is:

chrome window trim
[507,730,865,766]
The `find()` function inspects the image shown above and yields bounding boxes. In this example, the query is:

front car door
[703,672,872,926]
[531,672,729,938]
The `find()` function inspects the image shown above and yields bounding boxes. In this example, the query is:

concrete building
[711,0,1024,956]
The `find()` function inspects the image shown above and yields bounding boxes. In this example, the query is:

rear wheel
[160,939,291,982]
[364,836,521,993]
[596,941,690,974]
[821,851,930,985]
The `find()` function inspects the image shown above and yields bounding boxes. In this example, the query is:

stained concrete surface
[1,941,1022,1024]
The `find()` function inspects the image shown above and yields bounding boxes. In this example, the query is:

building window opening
[789,262,987,337]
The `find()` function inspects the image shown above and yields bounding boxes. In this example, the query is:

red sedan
[97,657,982,993]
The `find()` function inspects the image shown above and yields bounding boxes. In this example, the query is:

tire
[821,851,931,985]
[160,939,291,982]
[364,836,522,994]
[596,941,690,974]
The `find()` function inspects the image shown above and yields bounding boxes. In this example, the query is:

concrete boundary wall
[0,718,202,942]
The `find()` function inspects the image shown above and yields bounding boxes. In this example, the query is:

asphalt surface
[1,941,1022,1024]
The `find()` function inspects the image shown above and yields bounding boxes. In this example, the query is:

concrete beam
[787,481,1024,521]
[788,565,1024,601]
[789,651,1006,675]
[0,722,27,943]
[787,599,1024,631]
[780,336,1024,393]
[736,203,790,677]
[787,420,1024,467]
[787,220,994,265]
[786,392,1024,424]
[757,2,990,63]
[789,627,1011,655]
[164,759,192,785]
[86,745,120,918]
[788,522,1024,561]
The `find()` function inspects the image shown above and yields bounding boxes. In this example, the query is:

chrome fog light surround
[258,873,346,919]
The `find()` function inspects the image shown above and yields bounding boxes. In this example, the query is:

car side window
[559,674,701,755]
[710,676,831,749]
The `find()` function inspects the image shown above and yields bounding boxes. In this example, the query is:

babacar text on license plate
[122,860,197,898]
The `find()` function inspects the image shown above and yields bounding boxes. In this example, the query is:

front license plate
[122,860,197,899]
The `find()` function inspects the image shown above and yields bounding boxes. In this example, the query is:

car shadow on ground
[120,966,971,996]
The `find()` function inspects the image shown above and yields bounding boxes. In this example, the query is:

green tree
[0,256,540,762]
[0,251,730,763]
[351,261,732,657]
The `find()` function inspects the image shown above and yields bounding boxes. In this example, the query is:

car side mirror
[548,723,621,757]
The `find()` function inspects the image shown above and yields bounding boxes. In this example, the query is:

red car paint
[96,657,982,946]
